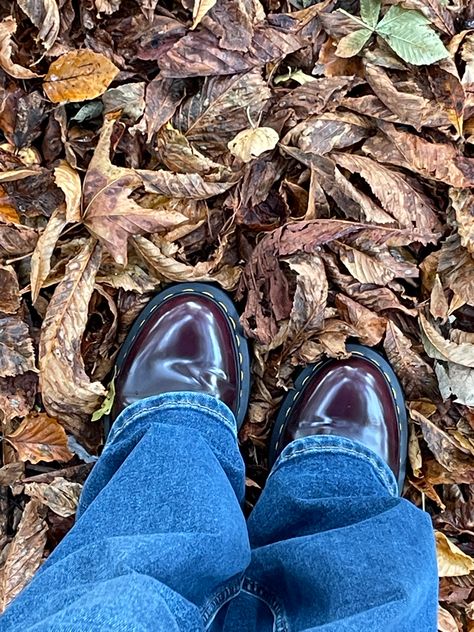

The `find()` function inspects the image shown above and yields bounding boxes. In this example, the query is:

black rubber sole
[103,282,251,438]
[268,344,408,493]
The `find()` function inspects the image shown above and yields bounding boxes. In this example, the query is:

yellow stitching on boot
[240,370,244,381]
[235,335,240,347]
[228,315,236,329]
[218,301,229,313]
[302,375,310,385]
[202,291,214,298]
[150,304,158,313]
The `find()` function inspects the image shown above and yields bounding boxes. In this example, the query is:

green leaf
[336,29,373,58]
[360,0,381,29]
[376,6,450,66]
[91,372,116,422]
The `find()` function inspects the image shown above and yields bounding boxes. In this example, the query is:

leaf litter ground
[0,0,474,627]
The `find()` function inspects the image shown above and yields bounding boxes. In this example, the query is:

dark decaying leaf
[0,317,37,378]
[0,265,20,314]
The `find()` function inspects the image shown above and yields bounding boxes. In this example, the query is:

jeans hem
[200,576,243,629]
[242,577,289,632]
[271,435,399,497]
[105,392,238,448]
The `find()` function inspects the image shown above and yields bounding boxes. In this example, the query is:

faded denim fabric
[0,392,438,632]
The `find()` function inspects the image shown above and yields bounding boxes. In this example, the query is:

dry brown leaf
[25,477,81,517]
[0,500,47,612]
[103,83,146,121]
[5,413,73,464]
[336,242,399,285]
[17,0,60,50]
[335,294,386,346]
[39,239,106,435]
[228,127,279,163]
[0,17,41,80]
[438,605,461,632]
[384,321,438,400]
[133,235,240,290]
[408,424,423,478]
[436,532,474,577]
[30,208,68,304]
[420,314,474,367]
[438,236,474,312]
[43,50,120,104]
[451,189,474,255]
[333,153,441,232]
[0,317,36,378]
[0,223,38,257]
[192,0,218,29]
[286,253,328,334]
[430,274,449,321]
[0,373,37,424]
[0,265,20,314]
[54,161,81,222]
[83,118,188,264]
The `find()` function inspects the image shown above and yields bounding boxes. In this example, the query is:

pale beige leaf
[39,239,106,433]
[337,243,396,285]
[43,50,120,104]
[25,478,81,517]
[191,0,217,29]
[133,235,240,290]
[0,500,47,612]
[0,168,41,183]
[30,208,68,304]
[435,531,474,577]
[408,424,422,477]
[5,413,73,464]
[0,17,41,79]
[228,127,279,163]
[54,161,81,222]
[438,606,460,632]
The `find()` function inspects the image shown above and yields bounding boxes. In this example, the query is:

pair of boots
[111,283,406,489]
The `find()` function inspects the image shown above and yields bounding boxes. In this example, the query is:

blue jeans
[0,393,438,631]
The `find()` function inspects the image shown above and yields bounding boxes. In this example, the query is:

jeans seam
[107,401,236,447]
[199,576,243,629]
[273,443,397,496]
[241,577,289,632]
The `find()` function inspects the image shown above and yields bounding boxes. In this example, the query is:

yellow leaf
[43,50,120,104]
[435,531,474,577]
[227,127,279,163]
[5,412,74,464]
[191,0,217,29]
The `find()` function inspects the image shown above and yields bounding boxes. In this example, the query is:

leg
[246,435,437,631]
[0,393,250,631]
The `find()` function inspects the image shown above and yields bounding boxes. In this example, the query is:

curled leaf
[228,127,279,163]
[435,531,474,577]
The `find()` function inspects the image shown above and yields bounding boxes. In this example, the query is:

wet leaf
[228,127,279,163]
[43,51,120,104]
[0,500,47,612]
[39,239,106,435]
[436,532,474,577]
[5,413,73,464]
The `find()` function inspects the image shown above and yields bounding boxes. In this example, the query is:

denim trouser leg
[0,393,251,632]
[241,436,438,632]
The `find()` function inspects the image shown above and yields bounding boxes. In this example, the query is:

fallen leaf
[5,413,73,464]
[39,239,106,435]
[102,82,146,121]
[336,293,386,346]
[228,127,279,163]
[436,531,474,577]
[191,0,218,29]
[25,477,81,517]
[133,235,240,290]
[0,500,47,612]
[0,265,20,314]
[17,0,60,50]
[83,118,188,264]
[30,208,68,304]
[286,253,328,334]
[420,314,474,367]
[133,77,186,143]
[384,320,438,400]
[451,189,474,255]
[0,17,41,80]
[438,605,461,632]
[0,317,36,378]
[174,69,271,156]
[54,161,82,222]
[0,373,37,424]
[43,50,120,104]
[430,274,449,321]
